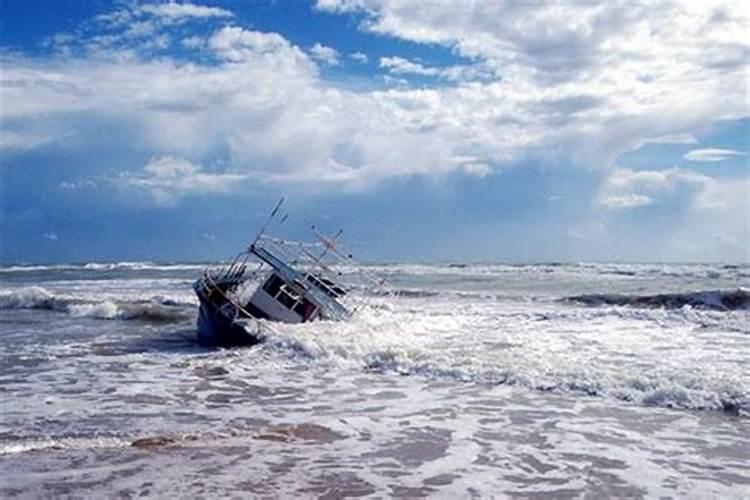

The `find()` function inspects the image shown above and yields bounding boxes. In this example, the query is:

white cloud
[60,180,97,190]
[643,133,699,145]
[674,177,750,261]
[208,27,314,76]
[0,130,63,152]
[51,2,233,57]
[4,1,749,200]
[181,35,204,49]
[138,2,233,22]
[309,43,340,66]
[319,1,749,167]
[684,148,746,162]
[42,232,59,241]
[597,167,712,210]
[594,167,749,260]
[694,177,750,211]
[380,56,439,76]
[379,56,493,82]
[349,51,368,63]
[599,193,653,210]
[117,156,246,205]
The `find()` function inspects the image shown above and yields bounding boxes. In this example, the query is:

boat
[193,200,385,346]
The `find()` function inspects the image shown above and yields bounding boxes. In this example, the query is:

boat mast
[250,197,285,249]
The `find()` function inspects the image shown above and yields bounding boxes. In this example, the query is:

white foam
[0,286,193,322]
[0,286,64,310]
[0,262,208,273]
[0,436,132,455]
[68,301,121,319]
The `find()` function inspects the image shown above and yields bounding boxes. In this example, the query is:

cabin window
[305,274,346,298]
[262,275,284,296]
[262,274,313,318]
[277,286,299,310]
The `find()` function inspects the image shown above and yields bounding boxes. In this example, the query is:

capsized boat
[193,200,386,346]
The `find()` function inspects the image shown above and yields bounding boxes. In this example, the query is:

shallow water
[1,262,748,498]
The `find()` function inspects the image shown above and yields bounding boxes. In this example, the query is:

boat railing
[254,234,393,315]
[197,267,280,336]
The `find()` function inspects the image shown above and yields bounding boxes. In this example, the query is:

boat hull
[196,298,260,347]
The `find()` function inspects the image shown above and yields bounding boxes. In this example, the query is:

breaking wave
[566,288,750,311]
[0,286,193,322]
[260,334,749,417]
[0,262,207,273]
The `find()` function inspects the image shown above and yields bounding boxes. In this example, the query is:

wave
[81,261,205,272]
[0,432,200,455]
[0,262,207,273]
[387,288,442,298]
[263,338,749,417]
[0,287,194,322]
[305,347,750,416]
[0,286,70,311]
[250,311,749,418]
[565,289,750,311]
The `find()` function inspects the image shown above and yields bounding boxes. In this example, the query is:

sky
[1,0,748,264]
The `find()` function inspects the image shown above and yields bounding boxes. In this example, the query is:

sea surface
[0,262,748,498]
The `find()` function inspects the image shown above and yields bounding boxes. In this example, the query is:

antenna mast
[251,197,285,248]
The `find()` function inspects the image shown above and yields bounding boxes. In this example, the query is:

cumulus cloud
[309,43,340,65]
[117,156,246,205]
[379,56,494,82]
[138,2,233,21]
[595,166,749,260]
[597,167,712,210]
[208,26,312,69]
[4,0,748,202]
[684,148,746,162]
[319,1,749,166]
[349,51,368,63]
[674,177,750,261]
[380,56,440,76]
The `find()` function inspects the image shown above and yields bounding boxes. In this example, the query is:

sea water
[0,262,748,498]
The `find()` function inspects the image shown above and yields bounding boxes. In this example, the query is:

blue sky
[1,0,748,263]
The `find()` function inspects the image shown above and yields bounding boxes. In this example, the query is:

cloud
[598,193,653,210]
[593,166,749,260]
[380,56,440,76]
[208,27,291,60]
[379,56,494,82]
[50,1,234,58]
[597,167,712,210]
[138,2,233,22]
[181,35,204,49]
[309,43,340,66]
[117,156,246,205]
[643,133,699,145]
[319,1,749,166]
[684,148,746,162]
[4,1,748,202]
[60,180,98,190]
[694,177,750,211]
[42,232,59,241]
[349,51,368,63]
[673,177,750,261]
[0,130,66,152]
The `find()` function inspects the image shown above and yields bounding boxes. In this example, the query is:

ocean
[0,262,748,498]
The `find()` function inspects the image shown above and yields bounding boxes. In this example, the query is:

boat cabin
[245,272,320,323]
